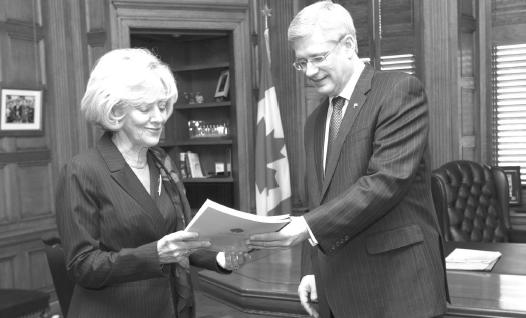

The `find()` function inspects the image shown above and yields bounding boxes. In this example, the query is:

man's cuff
[298,216,318,246]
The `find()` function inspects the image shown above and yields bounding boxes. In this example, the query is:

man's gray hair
[288,1,358,54]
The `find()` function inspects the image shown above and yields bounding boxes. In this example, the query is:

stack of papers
[185,199,290,252]
[446,248,502,271]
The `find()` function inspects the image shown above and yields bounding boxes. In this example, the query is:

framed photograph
[0,89,43,135]
[501,166,522,206]
[214,70,230,98]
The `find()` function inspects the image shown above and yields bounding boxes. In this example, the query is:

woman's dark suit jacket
[56,133,222,318]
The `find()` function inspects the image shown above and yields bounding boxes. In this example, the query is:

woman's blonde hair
[81,48,177,131]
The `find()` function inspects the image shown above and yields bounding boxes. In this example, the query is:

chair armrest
[509,228,526,243]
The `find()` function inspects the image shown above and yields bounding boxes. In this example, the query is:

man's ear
[341,35,355,57]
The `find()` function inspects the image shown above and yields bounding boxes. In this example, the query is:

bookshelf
[130,31,242,211]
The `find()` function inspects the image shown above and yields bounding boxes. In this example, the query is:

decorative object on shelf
[188,120,230,138]
[183,92,192,104]
[179,152,188,179]
[195,92,205,104]
[214,70,230,100]
[186,151,204,178]
[188,92,196,104]
[0,88,43,135]
[500,166,522,206]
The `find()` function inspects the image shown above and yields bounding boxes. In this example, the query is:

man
[248,2,449,317]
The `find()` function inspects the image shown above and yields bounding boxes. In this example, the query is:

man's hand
[298,275,319,318]
[247,216,309,249]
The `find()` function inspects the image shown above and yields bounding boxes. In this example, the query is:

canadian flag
[255,27,292,216]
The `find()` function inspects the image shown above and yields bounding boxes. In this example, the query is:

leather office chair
[431,160,526,243]
[42,234,74,317]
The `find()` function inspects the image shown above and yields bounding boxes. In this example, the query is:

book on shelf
[178,152,188,179]
[445,248,502,271]
[186,151,204,178]
[184,199,290,252]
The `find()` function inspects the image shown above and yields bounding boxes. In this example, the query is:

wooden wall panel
[3,1,41,22]
[493,0,526,26]
[0,255,16,288]
[85,0,110,147]
[421,0,459,168]
[18,164,53,219]
[2,165,20,223]
[0,167,7,223]
[86,0,106,30]
[15,137,48,149]
[0,0,58,308]
[28,248,52,290]
[493,0,526,43]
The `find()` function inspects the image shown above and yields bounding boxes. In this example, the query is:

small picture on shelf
[186,151,205,178]
[214,70,230,99]
[500,166,522,206]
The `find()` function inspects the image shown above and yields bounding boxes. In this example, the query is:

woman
[56,48,246,318]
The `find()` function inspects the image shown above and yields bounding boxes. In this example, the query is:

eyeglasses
[292,39,343,71]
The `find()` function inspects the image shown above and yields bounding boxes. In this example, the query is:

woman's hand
[216,250,251,271]
[157,231,211,265]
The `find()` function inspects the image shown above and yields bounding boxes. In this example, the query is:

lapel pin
[353,103,358,109]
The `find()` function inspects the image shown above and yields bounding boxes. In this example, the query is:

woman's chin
[142,135,162,147]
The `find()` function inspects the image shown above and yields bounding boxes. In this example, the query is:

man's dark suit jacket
[302,65,449,318]
[56,133,221,318]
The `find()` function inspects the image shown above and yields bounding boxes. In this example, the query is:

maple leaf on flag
[255,119,286,193]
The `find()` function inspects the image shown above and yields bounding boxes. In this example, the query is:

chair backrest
[431,160,511,242]
[42,234,74,317]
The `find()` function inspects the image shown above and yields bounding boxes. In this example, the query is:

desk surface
[199,243,526,318]
[444,242,526,317]
[445,241,526,275]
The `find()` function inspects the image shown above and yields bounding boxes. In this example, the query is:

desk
[0,289,49,318]
[445,242,526,317]
[198,243,526,318]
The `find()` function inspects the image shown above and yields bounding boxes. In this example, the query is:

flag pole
[261,4,272,64]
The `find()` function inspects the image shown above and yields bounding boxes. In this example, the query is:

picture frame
[500,166,522,206]
[0,88,43,135]
[214,70,230,98]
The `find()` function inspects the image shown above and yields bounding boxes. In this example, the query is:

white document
[446,248,502,271]
[184,199,290,251]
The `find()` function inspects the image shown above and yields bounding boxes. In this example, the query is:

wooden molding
[0,19,44,41]
[0,149,50,166]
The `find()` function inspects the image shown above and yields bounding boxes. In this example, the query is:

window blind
[492,43,526,184]
[360,54,416,74]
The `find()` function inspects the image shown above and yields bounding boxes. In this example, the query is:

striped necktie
[326,96,346,171]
